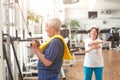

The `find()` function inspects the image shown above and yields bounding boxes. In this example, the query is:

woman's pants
[84,66,103,80]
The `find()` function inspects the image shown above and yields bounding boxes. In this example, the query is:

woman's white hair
[47,18,62,31]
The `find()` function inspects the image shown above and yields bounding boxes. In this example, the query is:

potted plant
[68,19,80,47]
[70,19,80,28]
[69,19,80,37]
[27,10,42,24]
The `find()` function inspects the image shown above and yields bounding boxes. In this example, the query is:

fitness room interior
[0,0,120,80]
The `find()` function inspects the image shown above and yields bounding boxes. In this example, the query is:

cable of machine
[16,0,32,38]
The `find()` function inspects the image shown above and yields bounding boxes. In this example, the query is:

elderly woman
[83,27,110,80]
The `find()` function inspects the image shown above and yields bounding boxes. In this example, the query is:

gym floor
[61,50,120,80]
[24,49,120,80]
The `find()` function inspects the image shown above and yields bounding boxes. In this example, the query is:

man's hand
[35,39,40,47]
[31,39,40,49]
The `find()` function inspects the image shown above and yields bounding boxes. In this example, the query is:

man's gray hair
[47,18,62,31]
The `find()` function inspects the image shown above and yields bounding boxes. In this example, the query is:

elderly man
[31,18,72,80]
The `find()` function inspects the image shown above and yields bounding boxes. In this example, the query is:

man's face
[45,23,54,37]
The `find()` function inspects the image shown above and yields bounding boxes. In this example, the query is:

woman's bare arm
[85,44,101,53]
[88,40,111,46]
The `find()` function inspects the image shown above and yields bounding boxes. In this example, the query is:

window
[88,11,97,19]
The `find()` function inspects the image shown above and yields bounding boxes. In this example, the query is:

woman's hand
[89,40,111,46]
[85,44,101,53]
[102,41,111,44]
[93,44,101,49]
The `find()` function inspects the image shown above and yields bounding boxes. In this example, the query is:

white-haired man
[31,18,72,80]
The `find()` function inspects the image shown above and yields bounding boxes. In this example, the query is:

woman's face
[90,28,98,40]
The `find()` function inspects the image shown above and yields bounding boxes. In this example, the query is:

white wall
[64,8,120,29]
[0,0,5,79]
